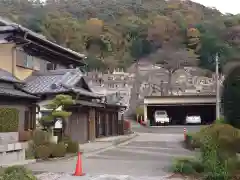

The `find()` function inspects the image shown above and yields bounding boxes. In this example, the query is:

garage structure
[143,95,216,126]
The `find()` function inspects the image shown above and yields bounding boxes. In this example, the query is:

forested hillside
[1,0,240,72]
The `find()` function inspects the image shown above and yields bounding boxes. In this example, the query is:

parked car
[185,113,201,124]
[154,110,170,125]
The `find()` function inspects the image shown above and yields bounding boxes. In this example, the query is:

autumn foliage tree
[0,0,239,71]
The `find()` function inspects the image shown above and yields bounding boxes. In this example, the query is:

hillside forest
[1,0,240,73]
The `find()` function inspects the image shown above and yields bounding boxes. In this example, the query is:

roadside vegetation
[172,65,240,179]
[0,166,37,180]
[24,129,79,160]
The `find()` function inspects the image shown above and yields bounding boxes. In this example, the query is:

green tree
[41,12,85,51]
[40,94,74,135]
[222,66,240,128]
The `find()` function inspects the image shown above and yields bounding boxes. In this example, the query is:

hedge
[0,108,19,132]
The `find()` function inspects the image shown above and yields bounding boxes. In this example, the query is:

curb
[112,133,138,146]
[83,133,138,157]
[0,159,37,168]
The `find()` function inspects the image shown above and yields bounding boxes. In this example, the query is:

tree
[186,27,201,52]
[150,48,199,94]
[1,0,240,73]
[40,94,75,136]
[222,66,240,128]
[147,15,180,47]
[41,12,85,50]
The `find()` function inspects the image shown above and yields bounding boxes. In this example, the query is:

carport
[143,95,216,126]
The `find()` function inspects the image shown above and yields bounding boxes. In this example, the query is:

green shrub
[0,108,19,132]
[62,136,79,153]
[32,130,50,146]
[35,145,52,160]
[192,124,240,153]
[222,66,240,129]
[171,157,203,175]
[25,142,35,160]
[198,124,240,180]
[215,117,226,124]
[200,136,236,180]
[0,166,36,180]
[179,124,240,179]
[67,141,79,153]
[52,142,67,157]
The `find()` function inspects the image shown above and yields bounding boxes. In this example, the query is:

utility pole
[216,53,220,119]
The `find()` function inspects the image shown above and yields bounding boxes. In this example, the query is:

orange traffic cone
[73,152,85,176]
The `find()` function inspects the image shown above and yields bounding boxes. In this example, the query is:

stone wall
[86,67,222,116]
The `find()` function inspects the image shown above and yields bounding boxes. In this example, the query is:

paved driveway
[28,133,195,179]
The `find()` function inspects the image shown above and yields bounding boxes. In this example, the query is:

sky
[191,0,239,14]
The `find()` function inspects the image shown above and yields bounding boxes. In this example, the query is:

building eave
[0,17,86,66]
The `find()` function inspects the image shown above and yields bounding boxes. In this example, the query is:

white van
[154,110,170,125]
[185,113,201,124]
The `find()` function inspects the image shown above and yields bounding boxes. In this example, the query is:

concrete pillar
[144,105,147,124]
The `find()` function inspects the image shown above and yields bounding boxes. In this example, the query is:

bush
[25,142,35,160]
[179,124,240,179]
[198,124,240,180]
[0,108,19,132]
[215,117,226,124]
[52,142,67,157]
[200,135,237,180]
[67,141,79,153]
[171,157,204,175]
[198,124,240,153]
[0,166,36,180]
[222,66,240,129]
[35,145,52,160]
[62,136,79,153]
[32,130,50,146]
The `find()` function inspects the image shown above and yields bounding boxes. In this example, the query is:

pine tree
[40,94,74,133]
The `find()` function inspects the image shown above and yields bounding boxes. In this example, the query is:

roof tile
[0,86,37,98]
[23,69,100,98]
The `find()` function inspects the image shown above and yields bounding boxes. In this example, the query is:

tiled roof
[23,69,102,98]
[0,68,22,83]
[0,86,37,98]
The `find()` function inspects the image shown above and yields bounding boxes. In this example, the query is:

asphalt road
[83,133,195,176]
[29,131,197,179]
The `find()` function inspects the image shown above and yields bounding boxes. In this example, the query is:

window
[46,62,57,70]
[16,49,40,70]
